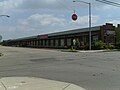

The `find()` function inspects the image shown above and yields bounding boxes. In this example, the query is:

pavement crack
[62,83,71,90]
[1,81,7,90]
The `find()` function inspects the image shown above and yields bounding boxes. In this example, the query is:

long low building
[3,23,117,49]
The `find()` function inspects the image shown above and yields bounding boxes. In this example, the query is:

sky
[0,0,120,40]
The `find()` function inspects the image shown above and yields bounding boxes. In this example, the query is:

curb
[0,77,86,90]
[78,50,108,53]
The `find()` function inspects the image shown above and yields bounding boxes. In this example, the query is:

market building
[2,23,117,49]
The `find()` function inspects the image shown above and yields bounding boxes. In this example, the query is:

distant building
[115,24,120,44]
[3,23,117,49]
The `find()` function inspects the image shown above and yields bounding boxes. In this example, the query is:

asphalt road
[0,46,120,90]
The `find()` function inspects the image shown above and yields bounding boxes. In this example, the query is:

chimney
[106,23,113,26]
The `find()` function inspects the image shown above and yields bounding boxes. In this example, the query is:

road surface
[0,46,120,90]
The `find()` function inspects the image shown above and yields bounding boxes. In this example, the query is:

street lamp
[0,15,10,18]
[73,0,92,50]
[0,15,10,42]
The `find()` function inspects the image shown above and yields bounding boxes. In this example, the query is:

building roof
[9,36,37,41]
[7,26,100,41]
[48,26,100,37]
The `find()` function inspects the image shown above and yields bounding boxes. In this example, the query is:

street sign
[72,13,78,21]
[37,35,48,39]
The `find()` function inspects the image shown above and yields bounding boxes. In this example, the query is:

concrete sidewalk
[78,50,107,53]
[0,77,86,90]
[60,49,107,53]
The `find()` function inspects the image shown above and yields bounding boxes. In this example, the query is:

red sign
[72,13,78,21]
[37,35,48,39]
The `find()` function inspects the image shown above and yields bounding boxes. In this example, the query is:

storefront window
[50,40,54,46]
[60,39,64,46]
[55,39,59,46]
[67,38,71,46]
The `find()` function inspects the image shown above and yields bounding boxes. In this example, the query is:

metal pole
[89,3,92,50]
[73,0,92,50]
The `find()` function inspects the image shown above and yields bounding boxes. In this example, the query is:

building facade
[3,23,117,49]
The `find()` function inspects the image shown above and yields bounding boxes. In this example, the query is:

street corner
[0,77,86,90]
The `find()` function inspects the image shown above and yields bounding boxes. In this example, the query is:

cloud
[17,13,96,38]
[1,0,120,40]
[107,19,120,26]
[94,0,120,11]
[0,0,120,11]
[0,26,17,40]
[0,0,72,10]
[0,13,100,40]
[21,14,66,28]
[20,14,99,31]
[0,0,24,9]
[71,15,100,25]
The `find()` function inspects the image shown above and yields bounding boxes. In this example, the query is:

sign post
[72,0,92,50]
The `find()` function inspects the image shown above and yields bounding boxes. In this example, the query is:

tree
[0,35,2,42]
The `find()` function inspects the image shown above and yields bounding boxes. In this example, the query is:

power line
[96,0,120,7]
[102,0,120,6]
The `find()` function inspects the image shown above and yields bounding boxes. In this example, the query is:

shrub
[93,40,104,50]
[109,45,115,49]
[116,42,120,49]
[105,44,115,50]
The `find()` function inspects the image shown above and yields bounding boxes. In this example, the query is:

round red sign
[72,13,77,21]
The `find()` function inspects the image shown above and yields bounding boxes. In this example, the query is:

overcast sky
[0,0,120,40]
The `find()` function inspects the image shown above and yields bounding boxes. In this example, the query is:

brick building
[3,23,117,49]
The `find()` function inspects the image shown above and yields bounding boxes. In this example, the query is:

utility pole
[73,0,92,50]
